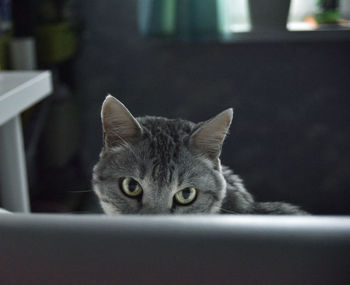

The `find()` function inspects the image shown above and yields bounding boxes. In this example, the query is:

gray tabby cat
[92,95,307,215]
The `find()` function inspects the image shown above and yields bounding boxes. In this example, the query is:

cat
[92,95,307,215]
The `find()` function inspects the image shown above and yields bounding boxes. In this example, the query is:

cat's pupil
[182,188,191,199]
[128,180,138,192]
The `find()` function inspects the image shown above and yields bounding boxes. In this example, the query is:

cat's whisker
[219,208,240,214]
[67,189,93,193]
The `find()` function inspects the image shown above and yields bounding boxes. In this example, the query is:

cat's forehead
[137,116,195,137]
[138,117,194,159]
[136,117,195,184]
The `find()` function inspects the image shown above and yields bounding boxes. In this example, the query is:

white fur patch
[100,202,121,215]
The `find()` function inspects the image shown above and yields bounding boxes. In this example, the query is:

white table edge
[0,71,53,125]
[0,71,53,212]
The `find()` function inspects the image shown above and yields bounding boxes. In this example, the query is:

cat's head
[92,95,233,215]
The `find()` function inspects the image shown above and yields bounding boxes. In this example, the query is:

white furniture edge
[0,71,52,212]
[0,71,52,125]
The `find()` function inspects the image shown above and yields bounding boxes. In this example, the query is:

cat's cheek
[100,201,121,215]
[93,184,102,196]
[93,184,121,215]
[209,200,224,214]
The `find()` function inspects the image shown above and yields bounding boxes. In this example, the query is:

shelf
[153,23,350,43]
[220,19,350,43]
[222,29,350,43]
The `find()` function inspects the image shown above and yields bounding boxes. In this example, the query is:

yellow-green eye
[174,187,197,205]
[121,177,143,197]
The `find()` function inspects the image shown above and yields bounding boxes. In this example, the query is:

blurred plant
[315,0,340,24]
[0,0,11,69]
[35,0,77,65]
[0,0,11,33]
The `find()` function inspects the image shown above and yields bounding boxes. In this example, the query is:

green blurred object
[138,0,176,37]
[177,0,219,40]
[35,22,77,64]
[138,0,220,41]
[0,33,11,70]
[315,0,340,24]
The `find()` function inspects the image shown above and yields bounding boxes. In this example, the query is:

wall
[74,0,350,214]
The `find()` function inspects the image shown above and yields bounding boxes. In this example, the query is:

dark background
[19,0,350,214]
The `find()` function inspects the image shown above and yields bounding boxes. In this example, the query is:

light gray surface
[0,207,10,213]
[0,71,52,125]
[0,214,349,284]
[0,71,52,212]
[0,116,30,212]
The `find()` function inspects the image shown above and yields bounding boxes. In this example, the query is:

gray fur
[92,96,307,215]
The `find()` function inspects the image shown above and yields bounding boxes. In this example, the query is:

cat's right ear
[189,108,233,160]
[101,95,142,148]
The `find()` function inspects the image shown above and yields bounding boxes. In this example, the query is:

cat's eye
[174,187,197,205]
[120,177,143,197]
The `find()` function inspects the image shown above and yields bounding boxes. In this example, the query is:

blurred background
[0,0,350,214]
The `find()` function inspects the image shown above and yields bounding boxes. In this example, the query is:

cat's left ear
[101,95,142,148]
[189,108,233,160]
